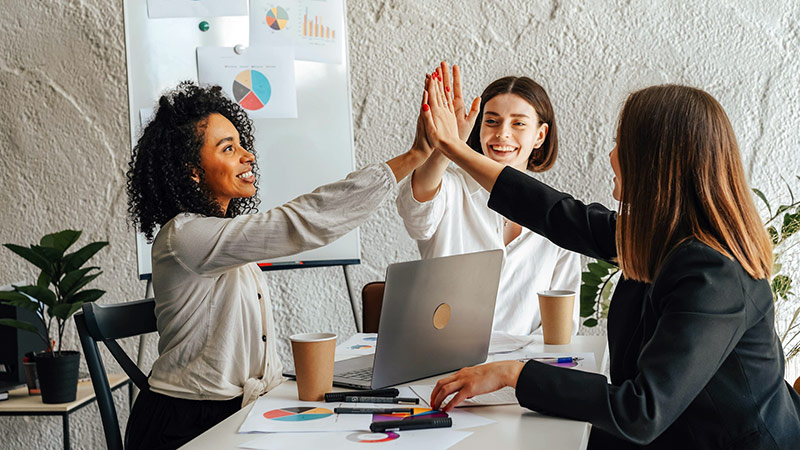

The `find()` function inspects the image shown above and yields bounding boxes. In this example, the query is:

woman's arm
[422,67,616,260]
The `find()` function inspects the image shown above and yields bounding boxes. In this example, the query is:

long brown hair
[467,77,558,172]
[616,85,772,282]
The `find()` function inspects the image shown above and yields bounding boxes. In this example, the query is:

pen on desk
[525,357,583,364]
[370,417,452,432]
[324,388,399,402]
[344,396,420,404]
[334,407,414,414]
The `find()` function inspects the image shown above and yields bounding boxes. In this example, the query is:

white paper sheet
[239,386,492,433]
[488,332,537,354]
[410,385,519,408]
[239,429,472,450]
[336,333,378,359]
[147,0,248,18]
[490,352,597,373]
[197,46,297,119]
[249,0,344,64]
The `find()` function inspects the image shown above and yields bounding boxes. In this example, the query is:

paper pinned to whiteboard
[197,46,298,119]
[249,0,344,64]
[147,0,248,19]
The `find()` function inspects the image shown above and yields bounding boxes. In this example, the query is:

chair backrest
[361,282,385,333]
[74,298,157,450]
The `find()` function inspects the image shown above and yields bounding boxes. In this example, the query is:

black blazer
[488,167,800,450]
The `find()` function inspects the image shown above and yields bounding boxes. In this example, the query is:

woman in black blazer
[421,67,800,449]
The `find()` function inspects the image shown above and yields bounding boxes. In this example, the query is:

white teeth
[237,171,253,179]
[491,145,516,152]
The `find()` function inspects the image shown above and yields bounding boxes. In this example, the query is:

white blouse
[396,166,581,335]
[148,163,397,406]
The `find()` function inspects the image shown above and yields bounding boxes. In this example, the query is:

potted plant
[0,229,108,403]
[579,181,800,387]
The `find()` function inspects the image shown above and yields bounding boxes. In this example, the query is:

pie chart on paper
[263,406,333,422]
[266,6,289,31]
[232,69,271,111]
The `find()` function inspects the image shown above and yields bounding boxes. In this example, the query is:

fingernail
[422,104,429,111]
[445,86,450,92]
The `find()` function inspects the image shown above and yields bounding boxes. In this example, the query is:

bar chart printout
[249,0,344,64]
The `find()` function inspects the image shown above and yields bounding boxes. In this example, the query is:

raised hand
[443,63,481,142]
[430,360,525,412]
[411,85,434,158]
[421,66,461,153]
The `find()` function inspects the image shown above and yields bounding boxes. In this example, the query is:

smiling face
[194,113,256,214]
[479,93,549,171]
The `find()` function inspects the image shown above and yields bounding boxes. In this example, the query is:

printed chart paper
[239,397,365,433]
[147,0,248,18]
[411,385,519,408]
[250,0,344,63]
[335,333,378,359]
[489,352,598,373]
[239,429,472,450]
[197,46,297,119]
[488,332,538,354]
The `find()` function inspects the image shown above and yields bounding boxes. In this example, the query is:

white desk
[183,335,608,450]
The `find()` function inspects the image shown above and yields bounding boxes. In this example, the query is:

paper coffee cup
[538,290,575,345]
[289,333,337,401]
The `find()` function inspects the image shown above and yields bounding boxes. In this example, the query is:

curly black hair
[126,81,259,241]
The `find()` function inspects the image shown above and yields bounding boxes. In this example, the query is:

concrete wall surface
[1,0,798,448]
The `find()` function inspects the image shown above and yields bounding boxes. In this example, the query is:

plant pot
[34,351,80,404]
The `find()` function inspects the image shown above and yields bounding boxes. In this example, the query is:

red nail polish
[445,86,450,92]
[422,104,429,111]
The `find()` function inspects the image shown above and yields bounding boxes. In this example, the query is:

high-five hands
[421,64,462,155]
[430,360,525,412]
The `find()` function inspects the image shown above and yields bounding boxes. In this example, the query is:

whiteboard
[123,0,359,280]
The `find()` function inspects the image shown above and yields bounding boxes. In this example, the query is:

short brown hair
[615,85,772,282]
[466,77,558,172]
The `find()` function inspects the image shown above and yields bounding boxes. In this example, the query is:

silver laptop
[322,249,502,389]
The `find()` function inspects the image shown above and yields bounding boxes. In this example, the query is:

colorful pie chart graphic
[350,344,372,350]
[346,431,400,443]
[263,406,333,421]
[233,69,271,111]
[266,6,289,31]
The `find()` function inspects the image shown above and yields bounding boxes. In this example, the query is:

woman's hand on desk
[431,360,525,412]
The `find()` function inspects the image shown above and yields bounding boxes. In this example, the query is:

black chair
[74,298,157,450]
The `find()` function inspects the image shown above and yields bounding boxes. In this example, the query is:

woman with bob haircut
[421,68,800,449]
[124,81,433,449]
[396,62,580,335]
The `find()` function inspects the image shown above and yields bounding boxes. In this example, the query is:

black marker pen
[370,417,453,432]
[324,388,399,402]
[344,396,419,404]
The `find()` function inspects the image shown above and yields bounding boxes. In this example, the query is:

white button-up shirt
[148,164,397,406]
[396,166,581,335]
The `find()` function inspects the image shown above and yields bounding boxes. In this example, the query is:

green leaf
[2,244,52,274]
[781,212,800,240]
[39,230,81,253]
[776,205,792,216]
[772,274,792,300]
[600,278,615,301]
[582,318,598,327]
[768,226,779,245]
[0,291,39,311]
[14,285,56,308]
[752,188,771,215]
[59,269,101,299]
[63,241,108,272]
[580,288,599,317]
[30,245,63,263]
[581,272,602,287]
[37,271,51,288]
[49,303,83,320]
[65,289,105,305]
[0,318,42,335]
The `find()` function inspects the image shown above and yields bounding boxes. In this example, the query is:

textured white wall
[1,0,799,448]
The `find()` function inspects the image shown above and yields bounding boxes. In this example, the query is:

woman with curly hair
[125,81,432,449]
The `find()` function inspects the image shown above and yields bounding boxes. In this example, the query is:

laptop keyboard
[336,367,373,381]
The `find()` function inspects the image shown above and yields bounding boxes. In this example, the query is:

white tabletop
[183,335,608,450]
